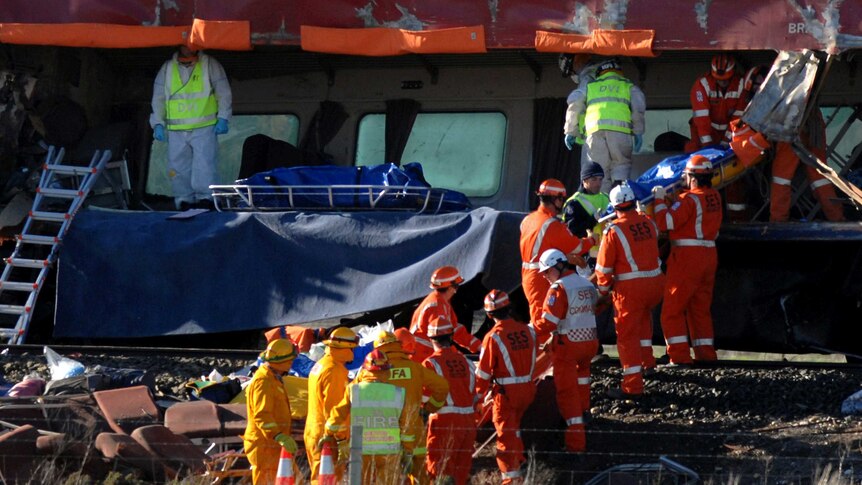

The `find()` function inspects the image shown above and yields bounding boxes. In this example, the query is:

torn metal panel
[743,50,820,142]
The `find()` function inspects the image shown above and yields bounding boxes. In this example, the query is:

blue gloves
[214,118,229,135]
[633,134,643,153]
[565,134,576,151]
[153,124,166,142]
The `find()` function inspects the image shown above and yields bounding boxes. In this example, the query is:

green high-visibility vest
[165,57,218,131]
[350,381,405,455]
[566,191,610,219]
[585,72,633,135]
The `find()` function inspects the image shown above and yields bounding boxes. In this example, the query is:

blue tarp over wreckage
[54,207,522,338]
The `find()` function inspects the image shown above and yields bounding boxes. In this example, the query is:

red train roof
[2,0,862,53]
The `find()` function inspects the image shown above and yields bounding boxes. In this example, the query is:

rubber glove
[214,118,229,135]
[275,433,297,454]
[153,124,166,142]
[400,449,413,472]
[651,185,667,200]
[565,134,576,151]
[317,435,337,452]
[336,439,350,465]
[633,134,643,153]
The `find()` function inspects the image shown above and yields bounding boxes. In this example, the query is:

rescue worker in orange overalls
[652,155,723,363]
[374,330,449,484]
[687,54,748,222]
[596,184,665,399]
[410,266,482,364]
[243,339,299,485]
[769,110,845,222]
[687,54,745,152]
[475,290,537,484]
[263,325,328,353]
[323,349,408,485]
[304,327,359,484]
[521,179,594,327]
[733,64,845,222]
[422,316,478,485]
[534,248,598,451]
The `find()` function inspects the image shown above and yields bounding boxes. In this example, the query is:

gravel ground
[3,349,862,484]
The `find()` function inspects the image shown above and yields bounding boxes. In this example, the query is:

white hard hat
[609,184,636,208]
[538,249,568,273]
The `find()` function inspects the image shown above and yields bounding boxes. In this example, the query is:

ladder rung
[44,163,97,176]
[0,304,28,316]
[17,234,60,245]
[0,329,20,338]
[29,210,70,222]
[4,257,50,269]
[36,187,83,198]
[0,281,39,291]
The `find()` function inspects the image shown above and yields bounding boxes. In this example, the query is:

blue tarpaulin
[54,207,522,338]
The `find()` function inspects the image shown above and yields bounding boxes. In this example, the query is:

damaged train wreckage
[0,0,860,359]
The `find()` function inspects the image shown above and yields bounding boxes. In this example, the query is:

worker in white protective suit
[559,53,598,166]
[150,44,232,210]
[563,57,646,193]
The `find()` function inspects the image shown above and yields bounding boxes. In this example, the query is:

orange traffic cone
[275,448,295,485]
[319,440,337,485]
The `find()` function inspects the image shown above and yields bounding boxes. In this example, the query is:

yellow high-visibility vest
[165,57,218,131]
[585,72,633,135]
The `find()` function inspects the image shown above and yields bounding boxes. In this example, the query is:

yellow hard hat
[262,338,297,363]
[324,327,360,349]
[373,330,400,349]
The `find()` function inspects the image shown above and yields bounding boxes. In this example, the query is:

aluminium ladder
[0,146,110,344]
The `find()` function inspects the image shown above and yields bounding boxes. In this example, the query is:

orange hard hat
[711,54,736,81]
[537,179,567,197]
[426,315,454,338]
[684,155,714,175]
[394,328,416,353]
[483,289,511,312]
[363,348,392,371]
[430,266,464,289]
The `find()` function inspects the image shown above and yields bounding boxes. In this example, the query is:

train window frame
[354,111,507,198]
[145,113,300,197]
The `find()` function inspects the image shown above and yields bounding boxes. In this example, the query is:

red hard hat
[536,179,567,197]
[711,54,736,81]
[483,289,511,312]
[363,348,392,371]
[684,155,714,175]
[430,266,464,289]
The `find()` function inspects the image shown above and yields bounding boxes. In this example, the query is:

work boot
[642,367,658,377]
